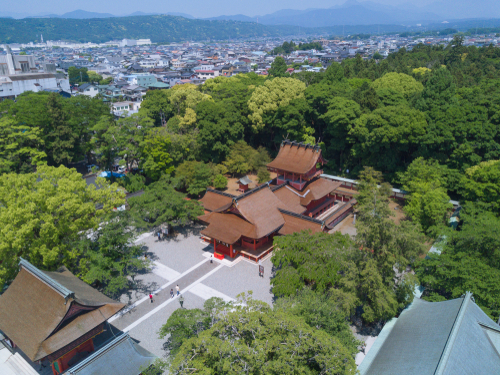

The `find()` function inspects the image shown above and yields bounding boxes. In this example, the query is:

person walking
[176,284,180,296]
[149,293,154,303]
[157,231,161,241]
[170,289,174,299]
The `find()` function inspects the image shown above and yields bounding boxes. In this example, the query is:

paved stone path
[111,260,220,331]
[107,228,274,357]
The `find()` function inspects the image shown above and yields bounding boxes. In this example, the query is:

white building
[195,70,220,80]
[77,83,99,98]
[0,45,70,100]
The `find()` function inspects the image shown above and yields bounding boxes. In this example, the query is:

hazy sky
[2,0,437,18]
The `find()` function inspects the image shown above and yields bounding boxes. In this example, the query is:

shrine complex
[199,140,357,261]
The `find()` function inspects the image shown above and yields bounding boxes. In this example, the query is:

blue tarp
[99,171,126,179]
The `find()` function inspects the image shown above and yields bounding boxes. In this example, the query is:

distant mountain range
[205,0,500,27]
[0,9,194,20]
[0,0,499,28]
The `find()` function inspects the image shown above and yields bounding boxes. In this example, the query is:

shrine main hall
[199,140,356,261]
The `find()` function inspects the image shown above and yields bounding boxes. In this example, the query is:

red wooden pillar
[230,244,233,258]
[214,239,216,252]
[253,239,256,250]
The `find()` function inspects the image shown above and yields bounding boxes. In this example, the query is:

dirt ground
[329,213,357,237]
[389,200,406,224]
[224,172,277,196]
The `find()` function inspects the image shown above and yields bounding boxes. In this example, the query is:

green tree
[271,231,356,298]
[223,140,257,175]
[0,116,46,174]
[257,167,270,183]
[139,89,173,126]
[45,92,78,165]
[188,162,214,196]
[321,97,361,169]
[274,288,361,356]
[355,168,426,282]
[248,77,306,131]
[128,176,204,231]
[141,127,174,181]
[157,297,231,357]
[372,72,424,100]
[416,204,500,320]
[460,160,500,214]
[195,101,245,164]
[212,174,228,190]
[68,66,89,84]
[398,157,452,232]
[87,71,102,84]
[0,165,125,285]
[114,113,154,172]
[268,56,288,77]
[169,295,356,374]
[75,211,150,297]
[323,62,344,83]
[349,106,427,175]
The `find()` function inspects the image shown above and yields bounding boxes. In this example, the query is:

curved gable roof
[267,141,325,175]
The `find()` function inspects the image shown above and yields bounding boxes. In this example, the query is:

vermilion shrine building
[0,259,125,375]
[199,140,357,261]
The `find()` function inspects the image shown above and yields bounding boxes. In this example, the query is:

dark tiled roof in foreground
[359,292,500,375]
[67,333,156,375]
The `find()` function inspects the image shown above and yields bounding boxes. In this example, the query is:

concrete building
[0,45,70,100]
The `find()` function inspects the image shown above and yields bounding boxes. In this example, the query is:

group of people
[157,226,169,241]
[149,284,180,303]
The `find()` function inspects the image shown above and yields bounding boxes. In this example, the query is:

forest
[1,37,500,373]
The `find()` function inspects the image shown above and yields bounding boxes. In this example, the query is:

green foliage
[116,173,146,193]
[223,141,269,176]
[257,167,271,183]
[157,297,231,357]
[248,77,306,131]
[141,127,174,181]
[372,72,424,100]
[274,288,361,356]
[75,211,150,297]
[398,158,452,232]
[416,204,500,320]
[68,67,89,84]
[460,160,500,214]
[168,293,356,375]
[0,165,125,285]
[195,100,245,164]
[127,176,203,230]
[0,16,318,44]
[175,161,214,195]
[272,231,355,297]
[268,56,288,77]
[0,116,46,174]
[212,174,228,190]
[139,90,173,126]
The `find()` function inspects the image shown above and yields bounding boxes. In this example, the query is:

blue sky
[1,0,437,19]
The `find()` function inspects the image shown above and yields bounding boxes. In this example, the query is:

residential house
[77,83,99,98]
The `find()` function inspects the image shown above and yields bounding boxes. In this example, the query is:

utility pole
[80,71,82,83]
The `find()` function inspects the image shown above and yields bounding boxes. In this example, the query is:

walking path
[111,259,222,331]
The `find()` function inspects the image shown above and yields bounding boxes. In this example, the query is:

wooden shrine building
[199,140,357,261]
[0,259,125,375]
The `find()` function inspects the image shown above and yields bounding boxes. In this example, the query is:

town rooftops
[267,140,326,175]
[0,259,124,362]
[359,292,500,375]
